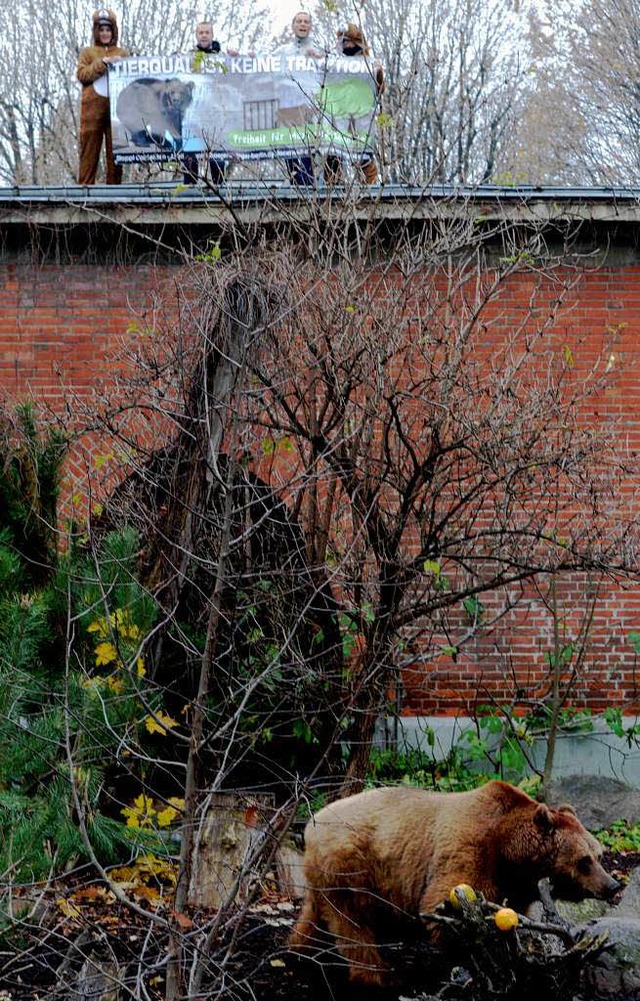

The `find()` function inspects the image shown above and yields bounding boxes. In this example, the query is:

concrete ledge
[3,181,640,230]
[4,183,640,264]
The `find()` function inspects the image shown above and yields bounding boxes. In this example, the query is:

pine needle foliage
[0,406,161,884]
[0,403,66,588]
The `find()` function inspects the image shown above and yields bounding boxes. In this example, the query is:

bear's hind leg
[289,890,321,950]
[319,890,387,987]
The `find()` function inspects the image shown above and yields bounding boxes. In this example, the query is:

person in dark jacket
[77,8,128,184]
[183,21,230,185]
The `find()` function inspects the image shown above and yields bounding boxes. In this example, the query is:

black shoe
[182,153,199,184]
[209,158,227,185]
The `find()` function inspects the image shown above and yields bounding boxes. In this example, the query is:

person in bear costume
[325,22,384,185]
[77,8,128,185]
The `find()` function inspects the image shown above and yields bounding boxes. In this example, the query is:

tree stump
[74,958,123,1000]
[275,839,306,900]
[189,792,275,910]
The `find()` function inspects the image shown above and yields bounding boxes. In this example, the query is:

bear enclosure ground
[4,850,639,1001]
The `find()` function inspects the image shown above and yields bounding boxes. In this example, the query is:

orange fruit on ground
[494,907,519,931]
[449,883,477,908]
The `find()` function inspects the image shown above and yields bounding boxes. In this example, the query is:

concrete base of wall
[375,716,640,790]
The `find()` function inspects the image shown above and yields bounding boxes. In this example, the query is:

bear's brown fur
[289,780,619,986]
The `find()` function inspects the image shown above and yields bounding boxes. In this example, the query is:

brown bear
[289,780,620,987]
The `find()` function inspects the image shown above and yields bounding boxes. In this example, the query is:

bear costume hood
[92,8,120,46]
[338,23,370,56]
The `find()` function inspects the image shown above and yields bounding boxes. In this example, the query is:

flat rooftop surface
[2,182,640,225]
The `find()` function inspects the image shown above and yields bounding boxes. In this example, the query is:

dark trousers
[324,154,378,185]
[285,155,314,186]
[183,154,227,185]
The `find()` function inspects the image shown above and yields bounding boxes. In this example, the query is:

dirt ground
[230,848,640,1001]
[3,850,639,1000]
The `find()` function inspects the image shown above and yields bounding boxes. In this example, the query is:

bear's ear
[557,804,576,816]
[533,803,555,832]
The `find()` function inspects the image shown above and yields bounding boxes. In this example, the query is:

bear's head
[161,80,195,112]
[500,802,620,904]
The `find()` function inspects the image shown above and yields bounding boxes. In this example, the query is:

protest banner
[109,52,380,164]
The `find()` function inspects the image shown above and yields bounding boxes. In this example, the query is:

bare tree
[1,195,638,997]
[229,235,636,788]
[516,0,640,185]
[311,0,529,184]
[0,0,80,184]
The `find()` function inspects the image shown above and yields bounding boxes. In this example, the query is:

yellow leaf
[270,959,286,968]
[57,897,81,918]
[110,610,141,642]
[87,617,107,636]
[109,864,135,883]
[156,798,184,828]
[134,793,155,812]
[145,711,179,736]
[423,559,441,575]
[136,656,146,677]
[95,641,118,667]
[121,794,156,828]
[156,806,178,827]
[137,853,177,876]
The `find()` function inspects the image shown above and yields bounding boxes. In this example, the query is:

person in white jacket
[274,12,324,184]
[274,12,324,59]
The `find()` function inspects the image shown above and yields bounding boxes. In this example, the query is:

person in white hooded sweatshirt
[274,12,324,184]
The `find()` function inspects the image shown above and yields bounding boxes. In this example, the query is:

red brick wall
[1,257,639,716]
[0,263,182,403]
[402,575,640,715]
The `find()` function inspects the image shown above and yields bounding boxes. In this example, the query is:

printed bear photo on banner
[107,52,379,164]
[116,77,195,151]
